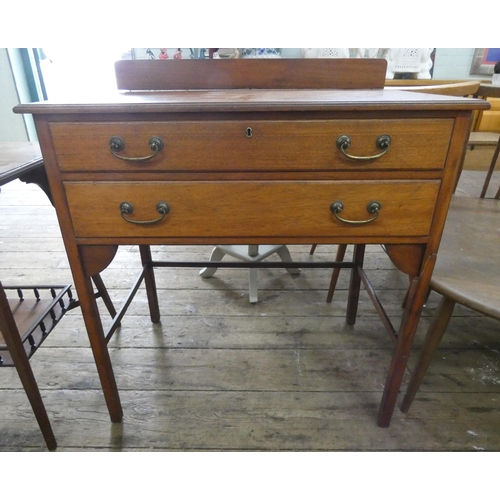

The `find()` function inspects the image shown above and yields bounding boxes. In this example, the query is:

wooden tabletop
[431,196,500,318]
[0,142,43,186]
[14,88,490,115]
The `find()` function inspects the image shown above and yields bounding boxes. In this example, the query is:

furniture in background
[0,141,122,449]
[0,283,75,450]
[469,84,500,198]
[400,196,500,414]
[302,48,350,58]
[199,245,300,303]
[0,142,120,329]
[385,48,434,79]
[0,142,49,198]
[301,48,434,79]
[472,132,500,197]
[0,142,74,450]
[388,81,500,197]
[240,48,281,58]
[14,58,488,430]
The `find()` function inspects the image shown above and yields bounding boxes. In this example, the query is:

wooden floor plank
[3,342,498,394]
[1,171,500,451]
[1,389,499,451]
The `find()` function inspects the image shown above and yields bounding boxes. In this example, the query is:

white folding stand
[199,244,301,303]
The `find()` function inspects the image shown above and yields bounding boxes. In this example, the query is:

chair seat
[468,131,500,147]
[429,197,500,319]
[400,196,500,415]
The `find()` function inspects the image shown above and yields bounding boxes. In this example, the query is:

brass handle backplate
[120,201,170,225]
[110,136,164,162]
[336,134,391,161]
[330,200,381,225]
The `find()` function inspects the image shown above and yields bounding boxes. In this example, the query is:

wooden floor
[1,169,500,451]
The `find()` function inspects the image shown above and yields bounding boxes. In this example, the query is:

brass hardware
[246,127,253,138]
[120,201,170,225]
[110,136,164,162]
[330,200,381,225]
[336,134,391,161]
[109,136,125,152]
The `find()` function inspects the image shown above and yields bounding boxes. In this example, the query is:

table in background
[0,142,51,201]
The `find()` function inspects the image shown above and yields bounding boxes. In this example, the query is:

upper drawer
[50,119,453,173]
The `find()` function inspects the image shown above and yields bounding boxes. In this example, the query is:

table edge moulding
[13,59,490,429]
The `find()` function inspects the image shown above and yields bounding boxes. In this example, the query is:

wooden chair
[400,196,500,414]
[385,80,500,198]
[0,282,76,450]
[386,79,481,92]
[468,84,500,198]
[471,131,500,198]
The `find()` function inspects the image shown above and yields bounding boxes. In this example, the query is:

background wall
[0,48,496,142]
[0,48,30,141]
[432,48,477,79]
[132,48,480,74]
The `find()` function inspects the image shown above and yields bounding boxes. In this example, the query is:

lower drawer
[64,180,440,239]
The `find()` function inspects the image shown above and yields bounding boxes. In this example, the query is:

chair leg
[0,286,57,450]
[248,268,258,303]
[139,245,161,323]
[276,245,301,276]
[401,275,428,309]
[400,294,456,413]
[346,244,365,325]
[480,137,500,198]
[92,273,118,321]
[199,246,226,278]
[326,244,348,303]
[247,246,259,303]
[309,244,317,255]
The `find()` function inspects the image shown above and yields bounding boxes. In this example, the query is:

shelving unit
[0,285,75,366]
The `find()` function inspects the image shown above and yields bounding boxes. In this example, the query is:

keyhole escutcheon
[246,127,253,138]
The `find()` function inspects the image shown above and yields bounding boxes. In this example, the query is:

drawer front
[51,119,453,172]
[65,180,440,239]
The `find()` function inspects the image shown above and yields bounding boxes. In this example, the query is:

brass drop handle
[336,134,391,160]
[330,200,381,225]
[120,201,170,225]
[110,136,164,162]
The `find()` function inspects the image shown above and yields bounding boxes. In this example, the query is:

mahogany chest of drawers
[14,60,488,430]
